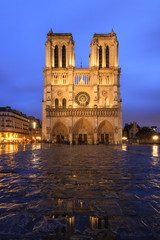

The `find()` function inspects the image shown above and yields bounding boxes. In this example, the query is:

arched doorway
[98,120,114,144]
[52,122,68,143]
[73,118,93,144]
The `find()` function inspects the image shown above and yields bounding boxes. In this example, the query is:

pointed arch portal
[73,118,93,144]
[52,121,68,143]
[98,120,114,144]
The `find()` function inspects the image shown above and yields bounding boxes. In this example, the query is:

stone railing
[46,107,118,117]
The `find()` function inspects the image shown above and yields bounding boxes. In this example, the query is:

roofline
[47,33,73,37]
[93,33,116,37]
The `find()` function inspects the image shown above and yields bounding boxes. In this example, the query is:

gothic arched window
[62,98,66,108]
[62,45,66,68]
[54,45,58,68]
[55,98,59,108]
[99,46,102,69]
[106,46,109,68]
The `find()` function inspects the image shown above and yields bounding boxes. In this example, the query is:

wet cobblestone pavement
[0,143,160,239]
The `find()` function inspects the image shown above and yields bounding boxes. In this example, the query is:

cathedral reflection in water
[53,198,108,234]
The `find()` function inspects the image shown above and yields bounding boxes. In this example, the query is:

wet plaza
[0,144,160,239]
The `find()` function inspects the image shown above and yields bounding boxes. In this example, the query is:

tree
[136,127,154,140]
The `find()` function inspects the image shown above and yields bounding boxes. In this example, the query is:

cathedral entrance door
[101,134,109,144]
[84,134,87,144]
[101,134,105,144]
[78,134,87,144]
[57,135,64,144]
[105,134,109,144]
[78,134,82,144]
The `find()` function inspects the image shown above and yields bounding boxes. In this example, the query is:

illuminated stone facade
[0,106,29,142]
[42,30,122,144]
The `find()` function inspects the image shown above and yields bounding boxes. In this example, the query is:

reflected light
[0,144,19,154]
[152,145,158,157]
[31,143,41,150]
[122,144,127,151]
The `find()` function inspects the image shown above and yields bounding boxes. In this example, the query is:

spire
[111,29,114,34]
[47,28,53,36]
[80,58,82,68]
[111,29,116,36]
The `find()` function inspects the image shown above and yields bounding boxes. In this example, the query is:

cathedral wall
[42,30,122,144]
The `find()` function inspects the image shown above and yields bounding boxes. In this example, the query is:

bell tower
[89,29,118,69]
[45,29,75,69]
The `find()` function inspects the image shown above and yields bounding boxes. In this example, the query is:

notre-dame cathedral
[42,29,122,144]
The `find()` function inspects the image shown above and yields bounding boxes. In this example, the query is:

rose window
[75,92,90,106]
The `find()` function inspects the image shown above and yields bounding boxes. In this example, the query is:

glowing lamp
[33,122,36,129]
[36,136,41,140]
[153,135,159,140]
[122,137,127,140]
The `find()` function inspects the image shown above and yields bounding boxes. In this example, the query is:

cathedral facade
[42,30,122,144]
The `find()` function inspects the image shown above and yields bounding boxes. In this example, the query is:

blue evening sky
[0,0,160,129]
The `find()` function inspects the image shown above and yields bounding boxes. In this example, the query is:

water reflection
[31,143,41,150]
[122,144,127,151]
[0,144,159,239]
[53,199,108,236]
[152,145,158,157]
[0,144,19,154]
[0,143,42,154]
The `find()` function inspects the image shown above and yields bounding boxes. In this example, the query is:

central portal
[73,118,93,144]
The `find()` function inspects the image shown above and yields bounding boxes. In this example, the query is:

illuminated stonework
[42,29,122,144]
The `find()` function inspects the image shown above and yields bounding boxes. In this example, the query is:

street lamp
[153,135,159,141]
[33,122,36,129]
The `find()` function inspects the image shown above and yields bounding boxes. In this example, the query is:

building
[0,106,29,143]
[123,122,140,143]
[28,116,42,142]
[42,30,122,144]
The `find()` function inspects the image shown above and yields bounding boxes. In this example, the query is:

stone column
[69,133,72,144]
[94,133,98,144]
[109,45,113,67]
[71,44,75,67]
[91,43,94,67]
[45,43,48,67]
[95,43,98,67]
[66,46,69,67]
[46,41,51,68]
[115,43,118,67]
[69,41,72,66]
[51,46,54,68]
